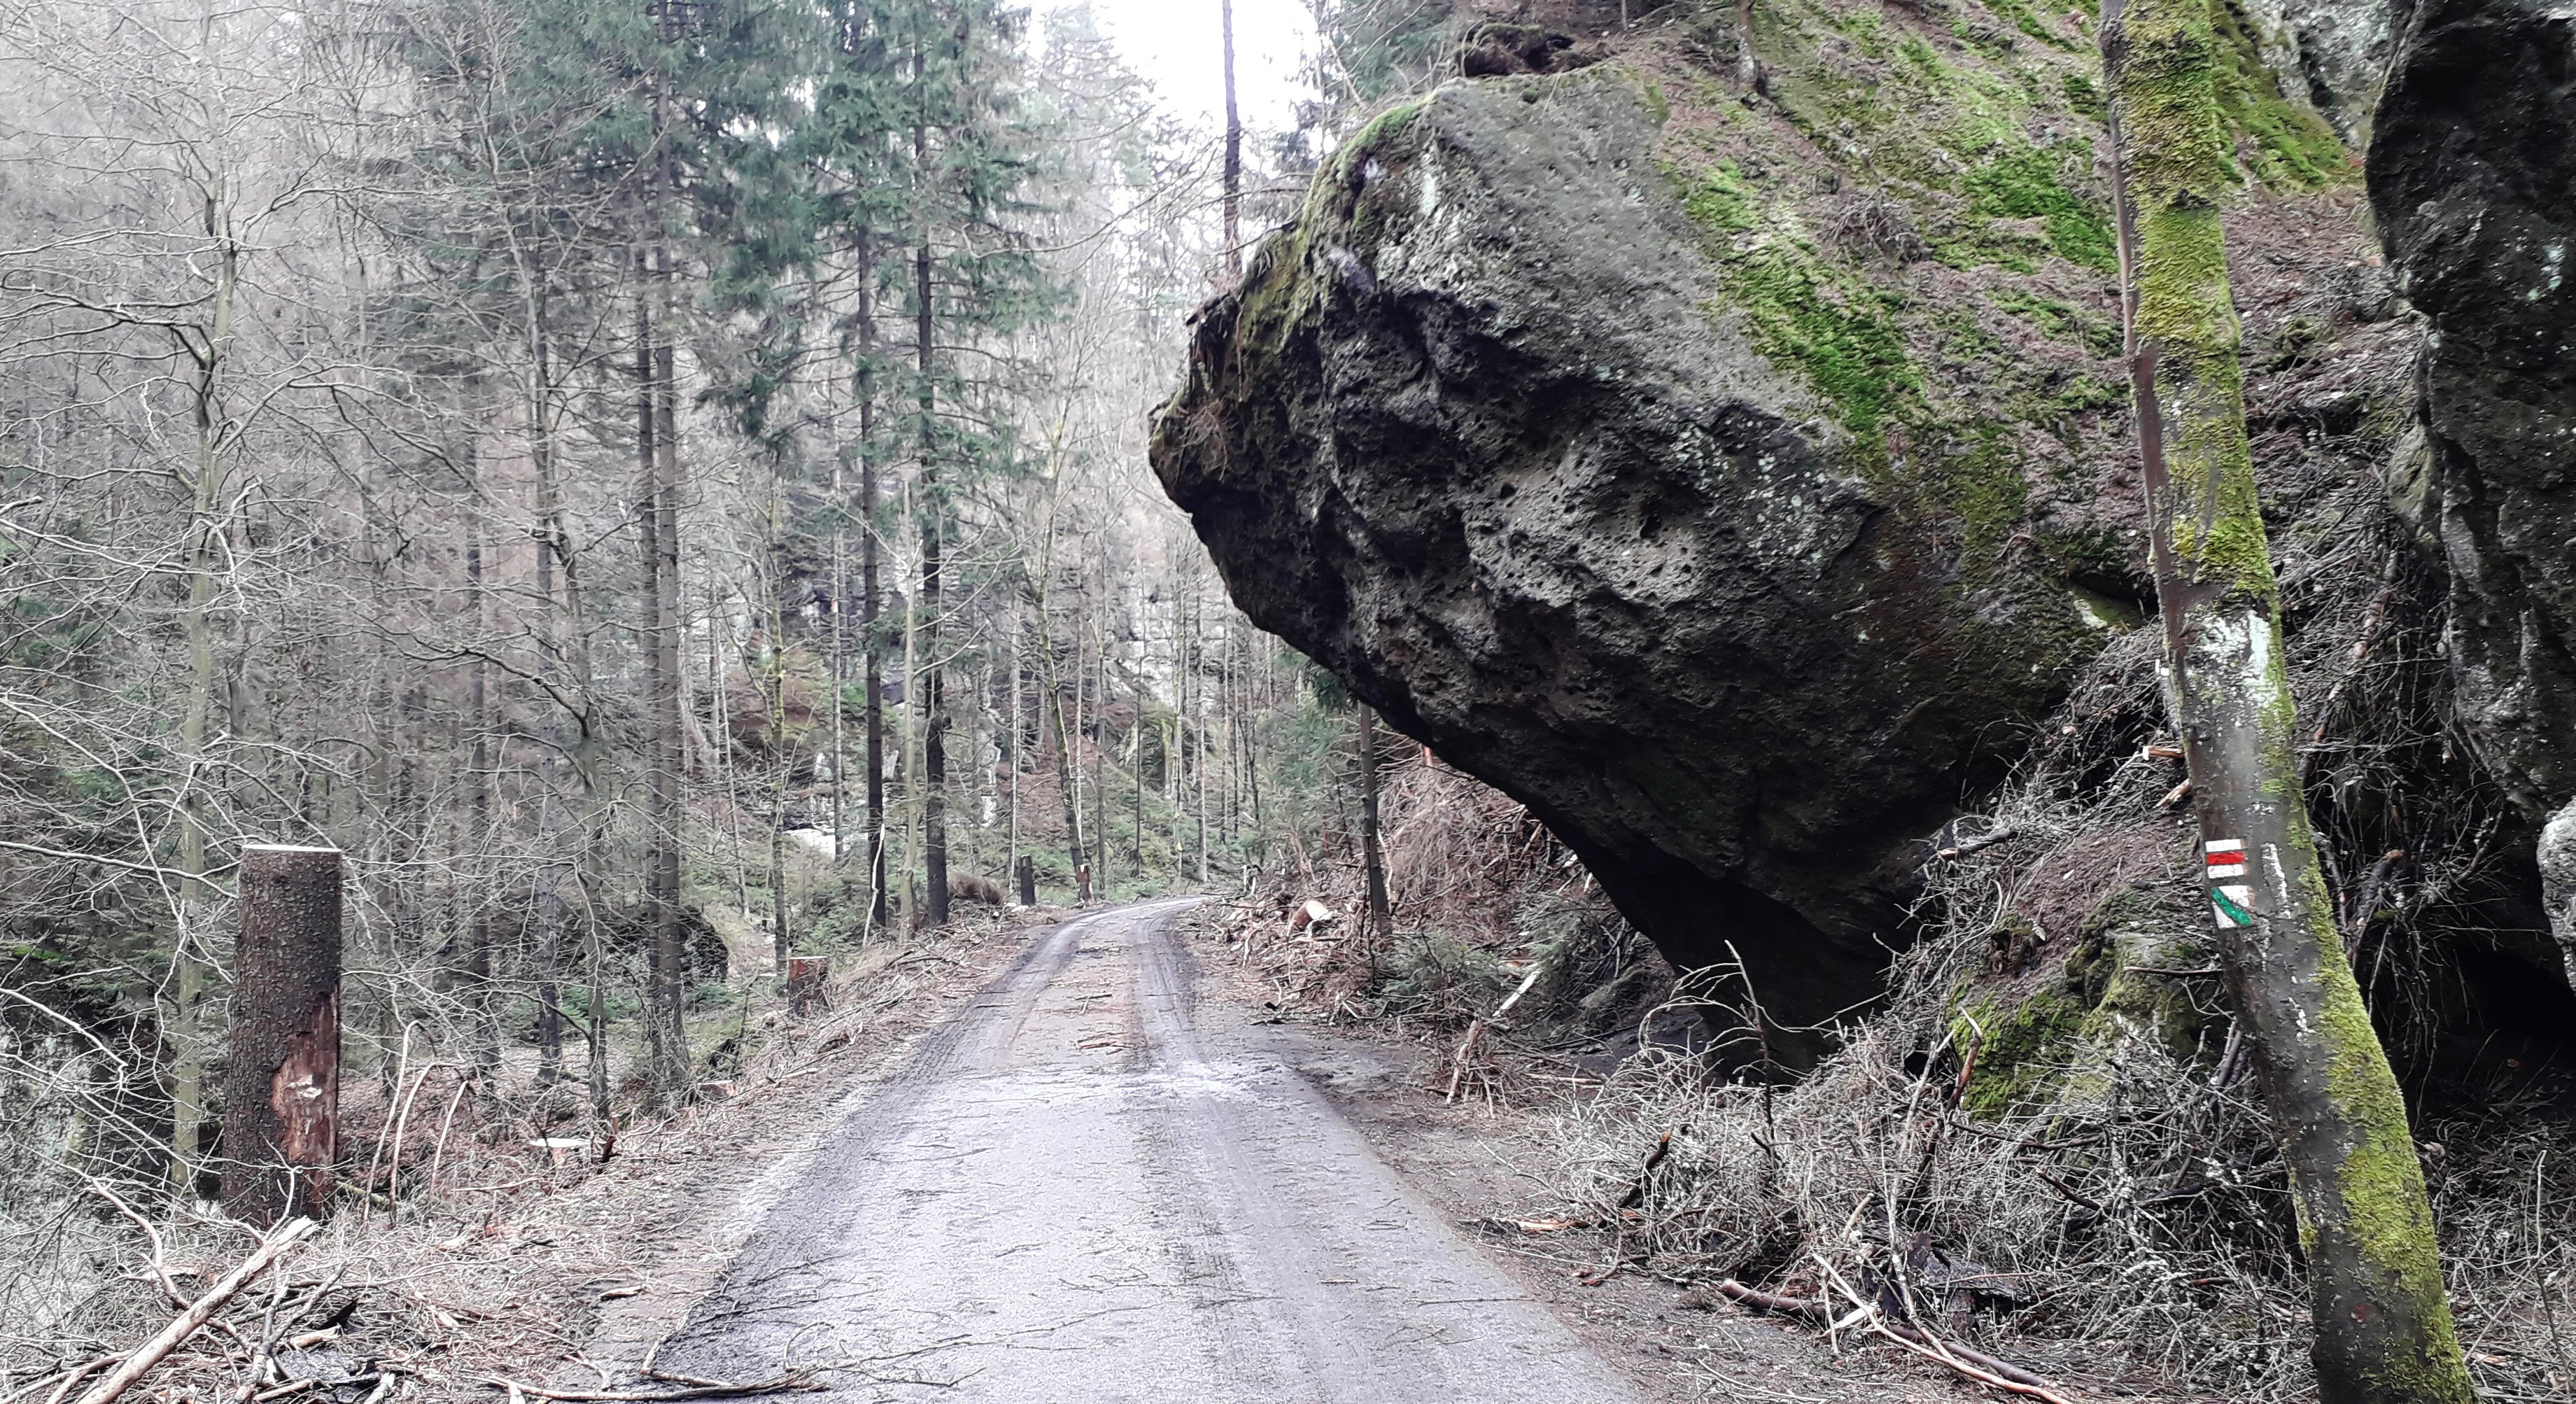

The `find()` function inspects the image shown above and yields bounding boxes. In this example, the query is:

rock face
[2369,0,2576,974]
[2241,0,2399,143]
[1150,69,2121,1048]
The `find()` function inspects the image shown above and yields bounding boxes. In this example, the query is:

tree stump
[787,955,830,1016]
[220,845,343,1224]
[1015,854,1036,907]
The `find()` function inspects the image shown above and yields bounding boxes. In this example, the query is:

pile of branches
[9,1211,381,1404]
[1554,978,2307,1396]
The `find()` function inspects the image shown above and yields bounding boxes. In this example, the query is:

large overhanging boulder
[1150,66,2138,1052]
[2368,0,2576,977]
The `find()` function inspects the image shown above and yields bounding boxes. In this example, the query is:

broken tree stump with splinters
[220,844,344,1224]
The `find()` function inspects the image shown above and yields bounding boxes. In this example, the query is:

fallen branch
[1712,1279,2074,1401]
[1444,960,1554,1102]
[1710,1278,1822,1316]
[1935,823,2019,859]
[476,1374,825,1401]
[16,1357,113,1404]
[76,1217,320,1404]
[1617,1130,1675,1209]
[1873,1321,2078,1404]
[1442,1020,1484,1103]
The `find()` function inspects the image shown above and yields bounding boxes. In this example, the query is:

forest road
[652,897,1647,1402]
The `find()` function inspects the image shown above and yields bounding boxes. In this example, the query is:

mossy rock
[1955,987,2089,1116]
[1150,0,2371,1051]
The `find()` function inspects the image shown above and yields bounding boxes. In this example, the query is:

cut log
[1286,899,1337,936]
[221,845,343,1225]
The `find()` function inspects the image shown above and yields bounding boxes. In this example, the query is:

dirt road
[654,898,1647,1401]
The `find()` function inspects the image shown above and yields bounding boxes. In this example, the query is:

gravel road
[654,897,1647,1401]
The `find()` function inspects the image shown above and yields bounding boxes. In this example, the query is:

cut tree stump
[787,956,829,1016]
[220,844,344,1224]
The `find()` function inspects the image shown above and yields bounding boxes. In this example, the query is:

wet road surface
[654,898,1647,1401]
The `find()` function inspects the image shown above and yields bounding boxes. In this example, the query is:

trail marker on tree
[220,844,344,1225]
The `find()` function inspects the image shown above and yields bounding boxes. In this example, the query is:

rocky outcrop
[1149,0,2502,1052]
[1151,64,2133,1049]
[2369,0,2576,977]
[2239,0,2399,143]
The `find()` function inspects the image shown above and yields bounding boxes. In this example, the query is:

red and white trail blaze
[2205,839,2253,929]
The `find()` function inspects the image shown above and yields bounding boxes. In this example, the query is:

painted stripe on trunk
[2211,885,2254,928]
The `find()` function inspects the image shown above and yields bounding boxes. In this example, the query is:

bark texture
[2100,1,2472,1398]
[220,844,344,1225]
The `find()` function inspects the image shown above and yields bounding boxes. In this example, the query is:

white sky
[1039,0,1320,133]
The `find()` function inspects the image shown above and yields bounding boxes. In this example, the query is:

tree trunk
[633,275,663,1082]
[169,183,239,1191]
[652,234,686,1084]
[917,219,949,931]
[536,316,612,1119]
[635,251,685,1095]
[1193,593,1209,885]
[819,312,846,871]
[768,517,792,973]
[1048,652,1088,904]
[463,503,499,1103]
[2099,3,2473,1398]
[221,845,342,1226]
[528,295,565,1089]
[1006,596,1022,893]
[1132,696,1143,884]
[1358,705,1391,936]
[1092,598,1108,897]
[858,234,887,937]
[1220,0,1242,276]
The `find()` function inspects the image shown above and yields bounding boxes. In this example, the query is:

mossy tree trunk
[2098,2,2474,1400]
